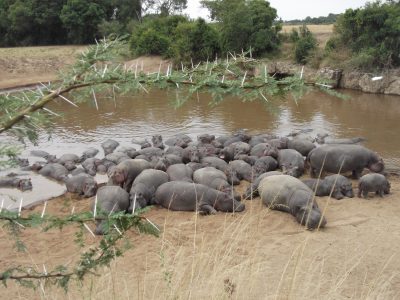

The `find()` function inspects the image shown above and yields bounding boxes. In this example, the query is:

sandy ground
[0,175,399,299]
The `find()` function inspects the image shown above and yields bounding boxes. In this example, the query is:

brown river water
[1,88,400,209]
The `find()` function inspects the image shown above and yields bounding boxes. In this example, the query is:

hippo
[129,169,169,211]
[0,176,32,191]
[16,157,29,167]
[80,147,99,161]
[165,146,184,157]
[38,163,69,181]
[116,146,139,158]
[235,155,258,166]
[228,160,254,183]
[164,154,182,166]
[307,145,384,179]
[30,150,57,162]
[248,134,277,147]
[258,175,327,230]
[165,134,192,148]
[243,171,283,199]
[197,134,215,144]
[166,164,193,182]
[82,158,102,176]
[101,139,120,156]
[91,186,130,235]
[186,162,204,172]
[302,174,354,200]
[137,147,164,160]
[253,156,278,178]
[201,156,228,172]
[149,156,168,171]
[105,152,130,164]
[316,134,366,145]
[358,173,390,198]
[287,138,316,156]
[65,173,98,197]
[152,134,165,149]
[154,182,245,214]
[223,129,251,147]
[70,167,86,176]
[132,138,152,149]
[220,142,251,161]
[193,167,240,200]
[278,149,305,178]
[250,143,279,158]
[108,159,151,192]
[182,145,201,163]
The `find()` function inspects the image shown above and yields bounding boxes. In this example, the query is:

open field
[0,45,85,89]
[282,24,334,48]
[0,176,399,299]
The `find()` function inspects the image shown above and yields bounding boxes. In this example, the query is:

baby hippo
[358,173,390,198]
[91,186,130,235]
[258,175,327,230]
[129,169,169,211]
[65,174,98,198]
[302,174,354,200]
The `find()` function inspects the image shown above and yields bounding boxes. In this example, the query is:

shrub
[292,25,317,64]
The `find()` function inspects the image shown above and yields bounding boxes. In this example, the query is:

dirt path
[0,176,399,299]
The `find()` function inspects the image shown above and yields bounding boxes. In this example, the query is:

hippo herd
[0,130,392,234]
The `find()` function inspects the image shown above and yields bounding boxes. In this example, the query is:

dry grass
[1,177,400,299]
[282,24,334,48]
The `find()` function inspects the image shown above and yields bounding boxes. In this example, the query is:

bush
[330,1,400,69]
[132,28,170,56]
[292,25,317,64]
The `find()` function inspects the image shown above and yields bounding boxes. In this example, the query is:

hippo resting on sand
[0,176,32,191]
[154,182,245,215]
[65,173,98,198]
[358,173,390,198]
[307,145,384,179]
[91,186,130,235]
[107,159,151,192]
[302,174,354,200]
[258,175,327,230]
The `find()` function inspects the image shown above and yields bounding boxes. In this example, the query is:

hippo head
[152,134,164,149]
[263,145,278,158]
[64,161,77,171]
[31,161,45,171]
[369,155,385,173]
[296,206,327,230]
[282,165,302,178]
[128,188,147,213]
[384,181,391,194]
[109,166,127,186]
[215,193,245,213]
[152,157,167,171]
[340,182,354,198]
[225,166,240,185]
[17,158,29,167]
[18,179,33,191]
[220,186,242,202]
[198,134,215,144]
[175,138,188,148]
[83,180,98,198]
[188,149,201,163]
[45,155,58,163]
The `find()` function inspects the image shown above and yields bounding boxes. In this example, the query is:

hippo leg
[378,189,384,197]
[357,189,362,198]
[352,168,363,179]
[363,190,369,198]
[199,204,217,215]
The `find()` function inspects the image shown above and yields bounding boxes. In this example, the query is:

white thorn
[58,94,78,108]
[71,206,75,215]
[132,194,137,215]
[92,89,99,110]
[241,71,247,87]
[83,223,96,238]
[43,107,61,117]
[41,201,47,218]
[93,195,97,218]
[18,197,23,217]
[0,198,4,213]
[114,224,122,235]
[145,218,160,232]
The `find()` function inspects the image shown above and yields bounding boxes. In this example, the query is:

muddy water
[27,88,400,160]
[1,88,400,208]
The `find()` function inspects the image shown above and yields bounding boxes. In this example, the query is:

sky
[183,0,372,21]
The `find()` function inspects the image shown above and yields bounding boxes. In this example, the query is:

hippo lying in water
[258,175,327,230]
[0,176,32,191]
[154,181,245,214]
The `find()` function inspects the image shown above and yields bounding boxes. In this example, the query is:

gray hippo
[220,142,251,161]
[105,152,130,164]
[197,134,215,144]
[38,163,69,181]
[132,138,151,149]
[0,176,32,191]
[70,167,87,176]
[193,167,240,200]
[129,169,169,211]
[92,186,130,235]
[182,146,201,164]
[116,146,139,158]
[248,133,277,147]
[186,162,204,172]
[166,164,193,182]
[287,138,316,156]
[228,160,253,182]
[278,149,305,178]
[108,159,151,192]
[101,139,120,155]
[137,147,164,160]
[30,150,57,162]
[235,155,258,166]
[165,146,184,157]
[65,173,98,197]
[302,174,354,200]
[164,154,183,166]
[80,147,99,161]
[152,134,165,149]
[316,134,365,145]
[243,171,283,199]
[258,175,327,230]
[250,143,279,158]
[82,158,102,176]
[307,145,384,179]
[201,156,228,171]
[253,156,278,178]
[165,134,192,148]
[154,182,245,214]
[358,173,390,198]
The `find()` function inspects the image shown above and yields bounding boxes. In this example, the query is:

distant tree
[292,24,317,64]
[201,0,280,55]
[141,0,187,16]
[60,0,106,44]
